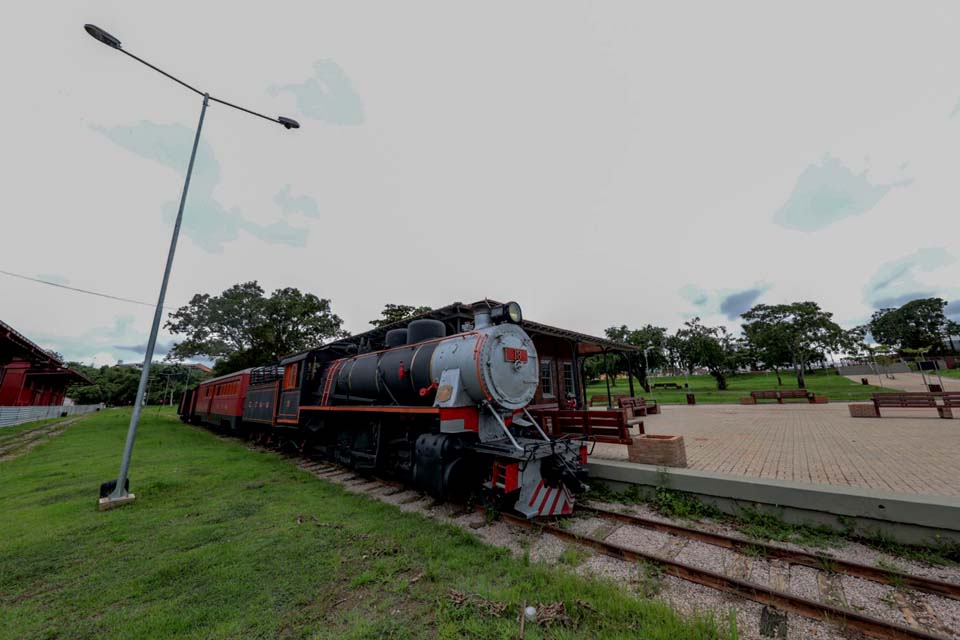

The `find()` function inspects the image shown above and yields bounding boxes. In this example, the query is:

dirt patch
[0,418,82,462]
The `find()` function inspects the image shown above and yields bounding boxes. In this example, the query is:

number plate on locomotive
[503,347,528,363]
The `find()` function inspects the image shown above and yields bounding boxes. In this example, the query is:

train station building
[328,300,642,409]
[0,319,90,406]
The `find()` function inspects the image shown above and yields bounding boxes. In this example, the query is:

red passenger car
[192,369,251,432]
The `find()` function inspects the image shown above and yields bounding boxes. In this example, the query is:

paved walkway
[844,372,960,393]
[590,403,960,497]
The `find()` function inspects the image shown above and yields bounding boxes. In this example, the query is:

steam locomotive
[178,301,588,517]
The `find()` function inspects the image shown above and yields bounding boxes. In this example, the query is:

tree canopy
[741,314,793,385]
[669,318,745,390]
[603,324,668,391]
[868,297,959,355]
[166,282,347,375]
[66,363,208,406]
[741,302,844,387]
[369,304,433,328]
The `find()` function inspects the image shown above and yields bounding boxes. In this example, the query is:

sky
[3,2,960,366]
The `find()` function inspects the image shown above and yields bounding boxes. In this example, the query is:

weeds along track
[231,433,960,640]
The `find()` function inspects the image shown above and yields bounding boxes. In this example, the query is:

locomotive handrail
[484,402,524,452]
[521,407,551,442]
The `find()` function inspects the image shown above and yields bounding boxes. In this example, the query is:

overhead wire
[0,268,178,311]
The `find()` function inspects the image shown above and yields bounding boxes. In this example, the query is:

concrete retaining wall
[588,459,960,546]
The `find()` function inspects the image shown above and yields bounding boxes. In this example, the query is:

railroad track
[502,512,954,640]
[578,503,960,602]
[233,435,960,640]
[0,416,85,462]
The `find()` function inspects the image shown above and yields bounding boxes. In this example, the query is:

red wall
[0,362,68,406]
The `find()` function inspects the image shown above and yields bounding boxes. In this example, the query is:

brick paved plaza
[591,403,960,497]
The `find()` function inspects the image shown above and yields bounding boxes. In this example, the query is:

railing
[0,404,104,429]
[250,365,284,385]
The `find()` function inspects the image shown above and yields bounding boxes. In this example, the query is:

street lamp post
[85,24,300,510]
[643,346,652,395]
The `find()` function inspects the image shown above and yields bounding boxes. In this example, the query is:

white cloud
[773,156,911,232]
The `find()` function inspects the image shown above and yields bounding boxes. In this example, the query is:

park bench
[529,409,636,444]
[617,396,661,419]
[589,394,611,407]
[872,393,953,419]
[616,399,647,429]
[779,389,814,403]
[749,390,781,403]
[743,389,822,404]
[943,393,959,418]
[652,382,683,390]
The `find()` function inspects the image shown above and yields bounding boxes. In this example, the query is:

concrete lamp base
[98,494,136,511]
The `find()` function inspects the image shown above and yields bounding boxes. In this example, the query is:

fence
[0,404,105,429]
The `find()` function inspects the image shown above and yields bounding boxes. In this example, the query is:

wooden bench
[779,389,814,403]
[589,395,610,407]
[749,390,781,403]
[943,393,959,418]
[617,396,661,418]
[743,389,818,404]
[652,382,683,390]
[872,393,953,419]
[529,409,635,444]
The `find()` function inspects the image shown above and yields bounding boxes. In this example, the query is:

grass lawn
[1,408,737,640]
[586,370,888,404]
[938,368,960,380]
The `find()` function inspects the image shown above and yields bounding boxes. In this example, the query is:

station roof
[325,300,640,356]
[0,319,92,384]
[1,319,62,367]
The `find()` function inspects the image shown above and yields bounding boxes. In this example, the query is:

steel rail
[579,504,960,601]
[500,513,949,640]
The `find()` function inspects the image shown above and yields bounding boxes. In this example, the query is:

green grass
[937,368,960,380]
[587,369,888,404]
[0,409,738,640]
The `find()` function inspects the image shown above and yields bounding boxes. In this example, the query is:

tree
[868,297,959,355]
[671,318,745,390]
[369,304,433,328]
[742,318,794,386]
[166,281,347,375]
[741,302,845,388]
[604,324,668,391]
[66,362,210,406]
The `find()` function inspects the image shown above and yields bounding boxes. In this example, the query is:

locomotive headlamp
[491,301,523,325]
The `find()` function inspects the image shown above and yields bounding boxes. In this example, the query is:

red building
[0,320,90,406]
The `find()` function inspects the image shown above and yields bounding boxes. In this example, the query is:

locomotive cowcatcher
[179,301,589,517]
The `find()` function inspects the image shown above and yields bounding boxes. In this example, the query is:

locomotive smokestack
[473,302,492,329]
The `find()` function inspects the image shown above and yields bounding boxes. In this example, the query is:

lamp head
[84,24,122,49]
[278,116,300,130]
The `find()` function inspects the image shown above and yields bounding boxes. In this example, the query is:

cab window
[284,363,300,390]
